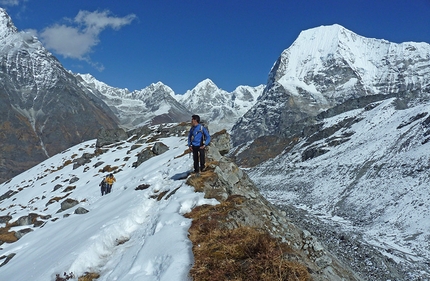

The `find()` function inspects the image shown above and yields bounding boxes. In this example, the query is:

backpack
[199,124,209,146]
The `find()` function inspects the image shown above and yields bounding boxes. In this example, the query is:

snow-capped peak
[0,8,18,40]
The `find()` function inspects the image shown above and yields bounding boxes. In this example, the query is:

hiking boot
[200,167,205,172]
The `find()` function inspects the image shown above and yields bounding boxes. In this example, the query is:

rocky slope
[242,96,430,279]
[0,8,119,184]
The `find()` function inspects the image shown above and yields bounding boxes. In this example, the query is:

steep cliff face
[231,24,430,146]
[0,8,119,183]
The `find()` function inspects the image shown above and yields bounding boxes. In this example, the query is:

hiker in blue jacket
[188,115,210,174]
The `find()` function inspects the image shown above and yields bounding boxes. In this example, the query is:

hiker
[105,173,116,194]
[99,177,107,196]
[188,114,210,174]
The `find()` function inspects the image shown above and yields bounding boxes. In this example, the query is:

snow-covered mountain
[76,74,192,129]
[172,79,264,132]
[228,24,430,278]
[231,24,430,146]
[0,8,119,184]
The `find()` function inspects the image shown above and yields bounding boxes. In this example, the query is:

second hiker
[188,114,211,174]
[105,173,116,194]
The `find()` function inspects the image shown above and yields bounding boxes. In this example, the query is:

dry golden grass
[78,272,100,281]
[45,192,71,206]
[185,196,311,281]
[174,148,192,159]
[185,169,218,193]
[98,165,118,173]
[0,225,18,244]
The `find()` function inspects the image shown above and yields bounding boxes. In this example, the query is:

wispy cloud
[39,10,136,70]
[0,0,20,6]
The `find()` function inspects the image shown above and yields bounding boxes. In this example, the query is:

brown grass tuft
[78,272,100,281]
[0,225,18,244]
[185,197,311,281]
[98,165,118,173]
[185,170,217,192]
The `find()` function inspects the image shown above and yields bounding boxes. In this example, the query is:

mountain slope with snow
[0,8,119,183]
[248,96,430,279]
[0,124,218,280]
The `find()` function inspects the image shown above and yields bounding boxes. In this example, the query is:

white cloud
[39,10,136,65]
[0,0,20,6]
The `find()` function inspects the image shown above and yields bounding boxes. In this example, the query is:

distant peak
[146,81,174,93]
[197,78,216,87]
[194,79,219,91]
[297,24,353,41]
[0,8,18,39]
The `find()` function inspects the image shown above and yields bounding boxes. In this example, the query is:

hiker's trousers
[191,145,205,173]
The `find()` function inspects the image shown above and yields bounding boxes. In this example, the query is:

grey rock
[60,198,79,211]
[69,176,79,184]
[96,128,128,147]
[74,207,89,214]
[14,228,33,239]
[152,142,169,155]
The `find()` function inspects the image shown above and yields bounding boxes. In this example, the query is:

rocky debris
[0,216,12,224]
[96,128,128,148]
[0,190,17,202]
[135,184,150,191]
[0,253,16,267]
[53,184,63,192]
[209,129,230,155]
[11,213,50,228]
[73,153,95,170]
[69,177,79,184]
[190,130,361,280]
[132,148,155,168]
[275,203,430,281]
[14,228,33,239]
[132,141,170,168]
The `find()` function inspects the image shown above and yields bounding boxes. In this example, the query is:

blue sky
[2,0,430,94]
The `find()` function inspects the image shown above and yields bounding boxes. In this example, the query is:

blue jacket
[188,124,210,147]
